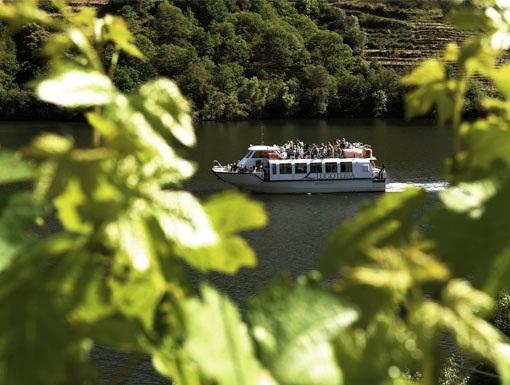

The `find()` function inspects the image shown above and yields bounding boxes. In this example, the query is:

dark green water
[0,119,451,384]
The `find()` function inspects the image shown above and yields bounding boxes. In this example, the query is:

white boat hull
[212,171,385,193]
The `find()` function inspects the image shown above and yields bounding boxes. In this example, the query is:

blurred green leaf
[0,234,97,385]
[136,79,195,147]
[108,215,165,331]
[36,69,116,108]
[153,190,218,249]
[0,150,33,184]
[402,59,445,86]
[448,8,492,31]
[205,191,267,234]
[0,192,44,272]
[490,63,510,99]
[0,0,53,29]
[427,178,510,293]
[411,280,510,382]
[173,191,267,274]
[402,60,457,125]
[320,188,425,276]
[249,277,358,385]
[101,15,144,60]
[25,133,73,159]
[185,284,273,385]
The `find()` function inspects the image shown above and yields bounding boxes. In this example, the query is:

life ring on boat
[280,152,287,159]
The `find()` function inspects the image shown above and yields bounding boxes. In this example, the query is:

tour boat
[211,144,386,194]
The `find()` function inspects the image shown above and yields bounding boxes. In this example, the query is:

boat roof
[248,145,279,151]
[268,157,376,163]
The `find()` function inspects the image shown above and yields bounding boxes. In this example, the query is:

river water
[0,118,451,384]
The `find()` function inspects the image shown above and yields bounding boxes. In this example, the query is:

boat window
[362,164,370,172]
[295,163,307,174]
[271,164,277,175]
[243,152,253,159]
[340,162,353,173]
[280,163,292,174]
[325,162,337,173]
[252,151,268,158]
[310,163,322,173]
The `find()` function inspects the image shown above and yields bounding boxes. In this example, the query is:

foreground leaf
[249,277,358,385]
[36,69,116,108]
[185,285,271,385]
[320,188,425,276]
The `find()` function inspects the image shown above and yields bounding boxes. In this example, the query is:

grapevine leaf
[204,191,267,234]
[184,284,272,385]
[427,178,510,293]
[36,69,116,108]
[173,191,267,274]
[249,277,358,385]
[107,215,165,331]
[411,281,509,382]
[320,188,425,276]
[402,60,454,125]
[0,150,33,184]
[460,115,510,179]
[136,79,195,147]
[175,235,257,274]
[153,190,218,249]
[102,15,144,59]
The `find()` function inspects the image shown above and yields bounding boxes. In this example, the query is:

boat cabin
[237,145,278,170]
[266,158,375,181]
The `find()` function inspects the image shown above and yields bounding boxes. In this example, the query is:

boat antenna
[260,124,264,145]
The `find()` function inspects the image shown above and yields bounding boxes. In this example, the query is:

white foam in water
[386,181,449,192]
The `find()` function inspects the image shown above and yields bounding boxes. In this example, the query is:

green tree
[306,29,353,75]
[254,21,308,75]
[152,2,193,45]
[299,64,336,116]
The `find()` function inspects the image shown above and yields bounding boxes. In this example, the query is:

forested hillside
[0,0,479,121]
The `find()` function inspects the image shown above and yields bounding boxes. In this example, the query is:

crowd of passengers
[277,138,368,159]
[226,138,370,173]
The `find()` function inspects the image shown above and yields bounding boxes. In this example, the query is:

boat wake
[386,180,449,192]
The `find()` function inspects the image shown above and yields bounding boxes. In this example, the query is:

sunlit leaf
[427,177,510,293]
[107,215,165,330]
[101,15,144,59]
[36,69,116,108]
[25,133,73,159]
[185,284,271,385]
[136,79,195,147]
[320,188,425,276]
[205,191,267,233]
[153,190,217,249]
[439,179,498,218]
[249,277,358,385]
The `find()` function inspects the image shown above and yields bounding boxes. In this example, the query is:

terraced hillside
[329,0,468,70]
